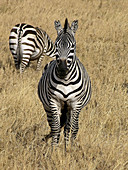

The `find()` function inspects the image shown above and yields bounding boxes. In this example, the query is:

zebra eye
[67,60,72,64]
[56,54,59,60]
[56,58,60,64]
[56,53,59,58]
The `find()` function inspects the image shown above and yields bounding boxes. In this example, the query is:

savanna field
[0,0,128,169]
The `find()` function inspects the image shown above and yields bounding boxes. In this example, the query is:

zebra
[9,23,56,73]
[38,18,91,151]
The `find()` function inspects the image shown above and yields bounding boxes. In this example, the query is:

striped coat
[9,23,56,73]
[38,19,91,151]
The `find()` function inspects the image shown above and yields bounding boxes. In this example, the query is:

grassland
[0,0,128,169]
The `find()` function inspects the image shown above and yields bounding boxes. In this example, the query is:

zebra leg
[70,110,80,146]
[20,55,30,73]
[36,55,44,71]
[64,112,71,151]
[50,114,61,151]
[64,124,70,152]
[13,56,20,69]
[20,62,26,73]
[48,99,62,150]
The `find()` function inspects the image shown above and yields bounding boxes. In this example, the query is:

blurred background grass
[0,0,128,169]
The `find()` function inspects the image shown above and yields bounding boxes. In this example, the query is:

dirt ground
[0,0,128,169]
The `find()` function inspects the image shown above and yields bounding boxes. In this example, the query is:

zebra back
[35,27,56,58]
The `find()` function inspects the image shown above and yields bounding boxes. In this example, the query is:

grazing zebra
[38,18,91,151]
[9,23,56,73]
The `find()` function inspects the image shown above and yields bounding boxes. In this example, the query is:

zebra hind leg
[14,59,20,70]
[36,55,44,71]
[20,62,27,73]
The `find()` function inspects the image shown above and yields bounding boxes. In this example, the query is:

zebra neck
[67,60,78,80]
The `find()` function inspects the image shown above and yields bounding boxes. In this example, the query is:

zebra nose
[57,59,67,70]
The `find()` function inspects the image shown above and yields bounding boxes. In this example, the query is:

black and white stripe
[38,19,91,151]
[9,23,56,73]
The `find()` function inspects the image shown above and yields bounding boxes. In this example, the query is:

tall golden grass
[0,0,128,169]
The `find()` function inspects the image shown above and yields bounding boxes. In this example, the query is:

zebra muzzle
[57,60,69,78]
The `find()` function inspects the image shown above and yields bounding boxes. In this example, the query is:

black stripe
[11,28,17,34]
[22,30,36,37]
[15,24,20,27]
[23,24,34,29]
[9,36,16,39]
[22,42,35,48]
[10,48,15,51]
[9,43,16,45]
[24,49,35,52]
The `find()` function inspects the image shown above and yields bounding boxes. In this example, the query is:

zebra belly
[30,48,41,60]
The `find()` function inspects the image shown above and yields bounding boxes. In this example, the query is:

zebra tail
[16,28,22,69]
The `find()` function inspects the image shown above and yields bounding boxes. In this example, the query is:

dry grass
[0,0,128,169]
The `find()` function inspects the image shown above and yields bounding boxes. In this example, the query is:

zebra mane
[64,18,69,33]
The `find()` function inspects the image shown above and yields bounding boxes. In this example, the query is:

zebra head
[54,18,78,78]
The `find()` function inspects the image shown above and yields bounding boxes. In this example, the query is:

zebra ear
[71,20,78,34]
[54,20,62,34]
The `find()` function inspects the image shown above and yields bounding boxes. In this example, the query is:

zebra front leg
[48,99,61,151]
[64,123,70,152]
[70,110,80,146]
[36,55,44,71]
[50,114,61,151]
[64,112,71,152]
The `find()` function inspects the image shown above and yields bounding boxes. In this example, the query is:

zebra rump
[9,23,56,73]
